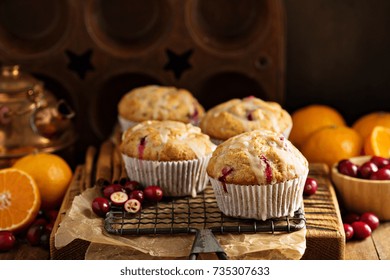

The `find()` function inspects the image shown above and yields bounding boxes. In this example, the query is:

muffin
[118,85,205,131]
[200,96,292,144]
[120,120,216,197]
[207,130,308,220]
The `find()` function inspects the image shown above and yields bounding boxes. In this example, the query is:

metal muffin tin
[0,0,286,148]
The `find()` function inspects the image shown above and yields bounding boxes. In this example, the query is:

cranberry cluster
[343,212,380,241]
[0,209,59,252]
[92,180,163,218]
[337,156,390,180]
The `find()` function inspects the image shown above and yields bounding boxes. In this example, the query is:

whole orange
[352,111,390,140]
[289,104,346,149]
[300,125,363,169]
[13,153,73,210]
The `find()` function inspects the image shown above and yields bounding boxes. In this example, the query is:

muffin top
[118,85,205,125]
[120,120,216,161]
[207,130,308,185]
[199,96,292,140]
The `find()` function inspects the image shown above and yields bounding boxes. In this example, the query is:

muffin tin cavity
[187,0,270,52]
[90,73,161,138]
[85,0,172,56]
[0,0,70,57]
[197,72,267,110]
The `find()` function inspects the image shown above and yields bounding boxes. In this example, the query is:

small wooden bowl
[331,155,390,221]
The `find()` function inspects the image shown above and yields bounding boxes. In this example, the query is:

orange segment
[0,168,41,232]
[364,126,390,157]
[352,111,390,140]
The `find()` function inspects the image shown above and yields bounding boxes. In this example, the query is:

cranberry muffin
[207,130,308,220]
[120,120,216,197]
[200,96,292,144]
[118,85,205,131]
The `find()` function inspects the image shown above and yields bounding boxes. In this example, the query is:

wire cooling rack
[104,185,306,236]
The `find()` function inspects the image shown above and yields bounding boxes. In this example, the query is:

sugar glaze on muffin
[200,96,292,141]
[207,130,308,186]
[120,120,216,161]
[118,85,205,125]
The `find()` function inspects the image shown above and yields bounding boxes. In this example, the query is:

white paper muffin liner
[209,173,308,221]
[118,116,139,132]
[122,154,211,198]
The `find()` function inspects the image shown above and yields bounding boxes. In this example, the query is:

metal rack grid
[104,186,306,236]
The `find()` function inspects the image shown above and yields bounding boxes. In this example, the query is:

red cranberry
[247,111,254,121]
[382,164,390,170]
[337,159,358,177]
[218,167,234,193]
[143,185,163,202]
[32,217,48,227]
[0,231,16,251]
[343,212,360,224]
[122,180,142,194]
[303,177,318,196]
[351,221,372,240]
[343,224,354,241]
[129,190,144,203]
[370,168,390,180]
[26,225,45,246]
[124,199,142,213]
[138,136,147,160]
[110,191,129,206]
[357,161,378,179]
[45,209,59,223]
[370,156,390,168]
[92,197,111,217]
[39,228,51,249]
[260,155,273,184]
[360,212,380,231]
[103,184,123,198]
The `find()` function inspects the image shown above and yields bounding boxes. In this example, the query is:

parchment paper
[55,187,306,260]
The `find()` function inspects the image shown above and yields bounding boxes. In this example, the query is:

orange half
[0,168,41,232]
[364,126,390,157]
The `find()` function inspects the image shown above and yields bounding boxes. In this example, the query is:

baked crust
[200,96,292,140]
[120,120,216,161]
[207,130,308,185]
[118,85,205,125]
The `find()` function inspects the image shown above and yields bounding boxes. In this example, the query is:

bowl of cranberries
[331,155,390,221]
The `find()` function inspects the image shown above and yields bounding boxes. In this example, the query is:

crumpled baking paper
[55,187,306,260]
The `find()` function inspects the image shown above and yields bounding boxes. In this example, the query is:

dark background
[1,0,390,165]
[284,0,390,125]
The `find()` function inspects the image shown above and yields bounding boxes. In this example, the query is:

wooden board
[48,141,345,260]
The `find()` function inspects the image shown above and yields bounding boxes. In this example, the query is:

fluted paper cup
[118,116,139,132]
[122,154,211,198]
[209,173,308,221]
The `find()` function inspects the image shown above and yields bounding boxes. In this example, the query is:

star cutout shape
[65,49,95,79]
[163,49,193,79]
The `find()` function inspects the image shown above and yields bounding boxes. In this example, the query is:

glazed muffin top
[199,96,292,141]
[120,120,216,161]
[118,85,205,125]
[207,130,308,185]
